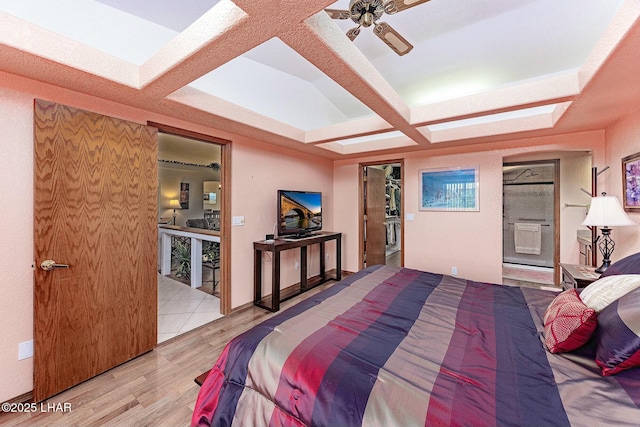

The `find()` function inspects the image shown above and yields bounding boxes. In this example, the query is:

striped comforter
[192,265,640,427]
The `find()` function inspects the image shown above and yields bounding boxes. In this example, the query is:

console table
[254,232,342,312]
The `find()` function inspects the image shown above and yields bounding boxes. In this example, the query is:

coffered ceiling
[0,0,639,159]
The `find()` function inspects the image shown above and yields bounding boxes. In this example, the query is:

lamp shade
[582,196,635,227]
[168,199,182,209]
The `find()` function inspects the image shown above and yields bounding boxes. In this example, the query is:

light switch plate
[406,213,415,221]
[18,340,33,360]
[232,216,245,226]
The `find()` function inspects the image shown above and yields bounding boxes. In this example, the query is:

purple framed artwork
[623,151,640,212]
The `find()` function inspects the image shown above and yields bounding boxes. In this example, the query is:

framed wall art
[622,151,640,212]
[420,166,479,211]
[179,182,190,209]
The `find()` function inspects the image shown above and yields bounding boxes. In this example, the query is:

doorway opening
[502,160,559,288]
[155,127,230,343]
[360,160,403,269]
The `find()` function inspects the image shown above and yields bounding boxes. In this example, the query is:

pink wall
[0,84,36,403]
[404,150,504,282]
[605,107,640,258]
[334,132,606,283]
[229,137,334,308]
[1,66,637,403]
[0,72,333,402]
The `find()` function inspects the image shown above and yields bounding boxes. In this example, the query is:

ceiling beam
[139,0,337,98]
[281,11,432,146]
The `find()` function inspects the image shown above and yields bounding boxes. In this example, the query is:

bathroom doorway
[502,160,559,287]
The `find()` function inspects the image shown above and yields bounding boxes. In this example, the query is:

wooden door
[33,100,158,401]
[365,167,387,266]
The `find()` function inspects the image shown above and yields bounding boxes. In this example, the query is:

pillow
[595,287,640,376]
[578,274,640,312]
[599,252,640,278]
[543,289,598,353]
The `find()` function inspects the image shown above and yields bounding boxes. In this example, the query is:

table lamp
[582,193,636,273]
[169,199,182,225]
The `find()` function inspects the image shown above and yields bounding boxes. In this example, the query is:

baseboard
[3,390,33,405]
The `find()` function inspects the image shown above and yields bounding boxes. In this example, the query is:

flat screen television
[277,190,322,238]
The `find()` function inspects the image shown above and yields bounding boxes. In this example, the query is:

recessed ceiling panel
[331,130,406,146]
[188,38,375,131]
[96,0,219,32]
[0,0,179,65]
[419,103,570,143]
[317,130,418,155]
[426,104,559,132]
[328,0,625,106]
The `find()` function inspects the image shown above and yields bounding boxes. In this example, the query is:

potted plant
[203,242,219,264]
[172,239,191,280]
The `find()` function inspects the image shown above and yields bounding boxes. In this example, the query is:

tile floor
[502,264,558,289]
[157,273,224,343]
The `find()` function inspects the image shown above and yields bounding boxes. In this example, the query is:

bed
[192,263,640,427]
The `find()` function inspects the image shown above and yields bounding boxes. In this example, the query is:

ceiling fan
[325,0,431,56]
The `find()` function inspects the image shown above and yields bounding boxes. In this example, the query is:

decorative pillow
[599,252,640,278]
[578,274,640,312]
[543,289,598,354]
[595,287,640,376]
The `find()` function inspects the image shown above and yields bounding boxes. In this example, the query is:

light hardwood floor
[0,281,337,427]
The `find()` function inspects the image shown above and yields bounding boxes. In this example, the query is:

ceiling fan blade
[325,9,352,20]
[384,0,431,14]
[374,22,413,55]
[347,26,361,41]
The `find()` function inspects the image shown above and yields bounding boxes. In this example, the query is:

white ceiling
[0,0,637,158]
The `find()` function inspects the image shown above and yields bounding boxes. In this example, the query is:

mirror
[203,181,221,230]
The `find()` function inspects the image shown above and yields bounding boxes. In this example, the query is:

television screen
[278,190,322,237]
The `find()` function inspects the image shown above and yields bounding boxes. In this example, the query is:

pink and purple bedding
[192,265,640,426]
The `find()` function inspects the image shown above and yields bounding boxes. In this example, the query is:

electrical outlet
[295,261,299,270]
[451,266,458,276]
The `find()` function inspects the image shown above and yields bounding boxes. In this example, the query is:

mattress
[192,265,640,426]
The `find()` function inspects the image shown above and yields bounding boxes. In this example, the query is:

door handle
[40,260,70,271]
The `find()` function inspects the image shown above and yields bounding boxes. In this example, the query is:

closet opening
[359,160,404,269]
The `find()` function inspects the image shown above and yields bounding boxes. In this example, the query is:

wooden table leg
[320,242,326,281]
[273,251,280,311]
[336,235,342,281]
[300,246,308,291]
[254,248,262,305]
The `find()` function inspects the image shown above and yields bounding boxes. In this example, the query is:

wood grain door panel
[365,167,387,266]
[33,100,158,401]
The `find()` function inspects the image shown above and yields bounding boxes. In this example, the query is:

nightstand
[560,263,600,290]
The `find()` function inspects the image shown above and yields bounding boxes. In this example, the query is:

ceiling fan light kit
[326,0,431,56]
